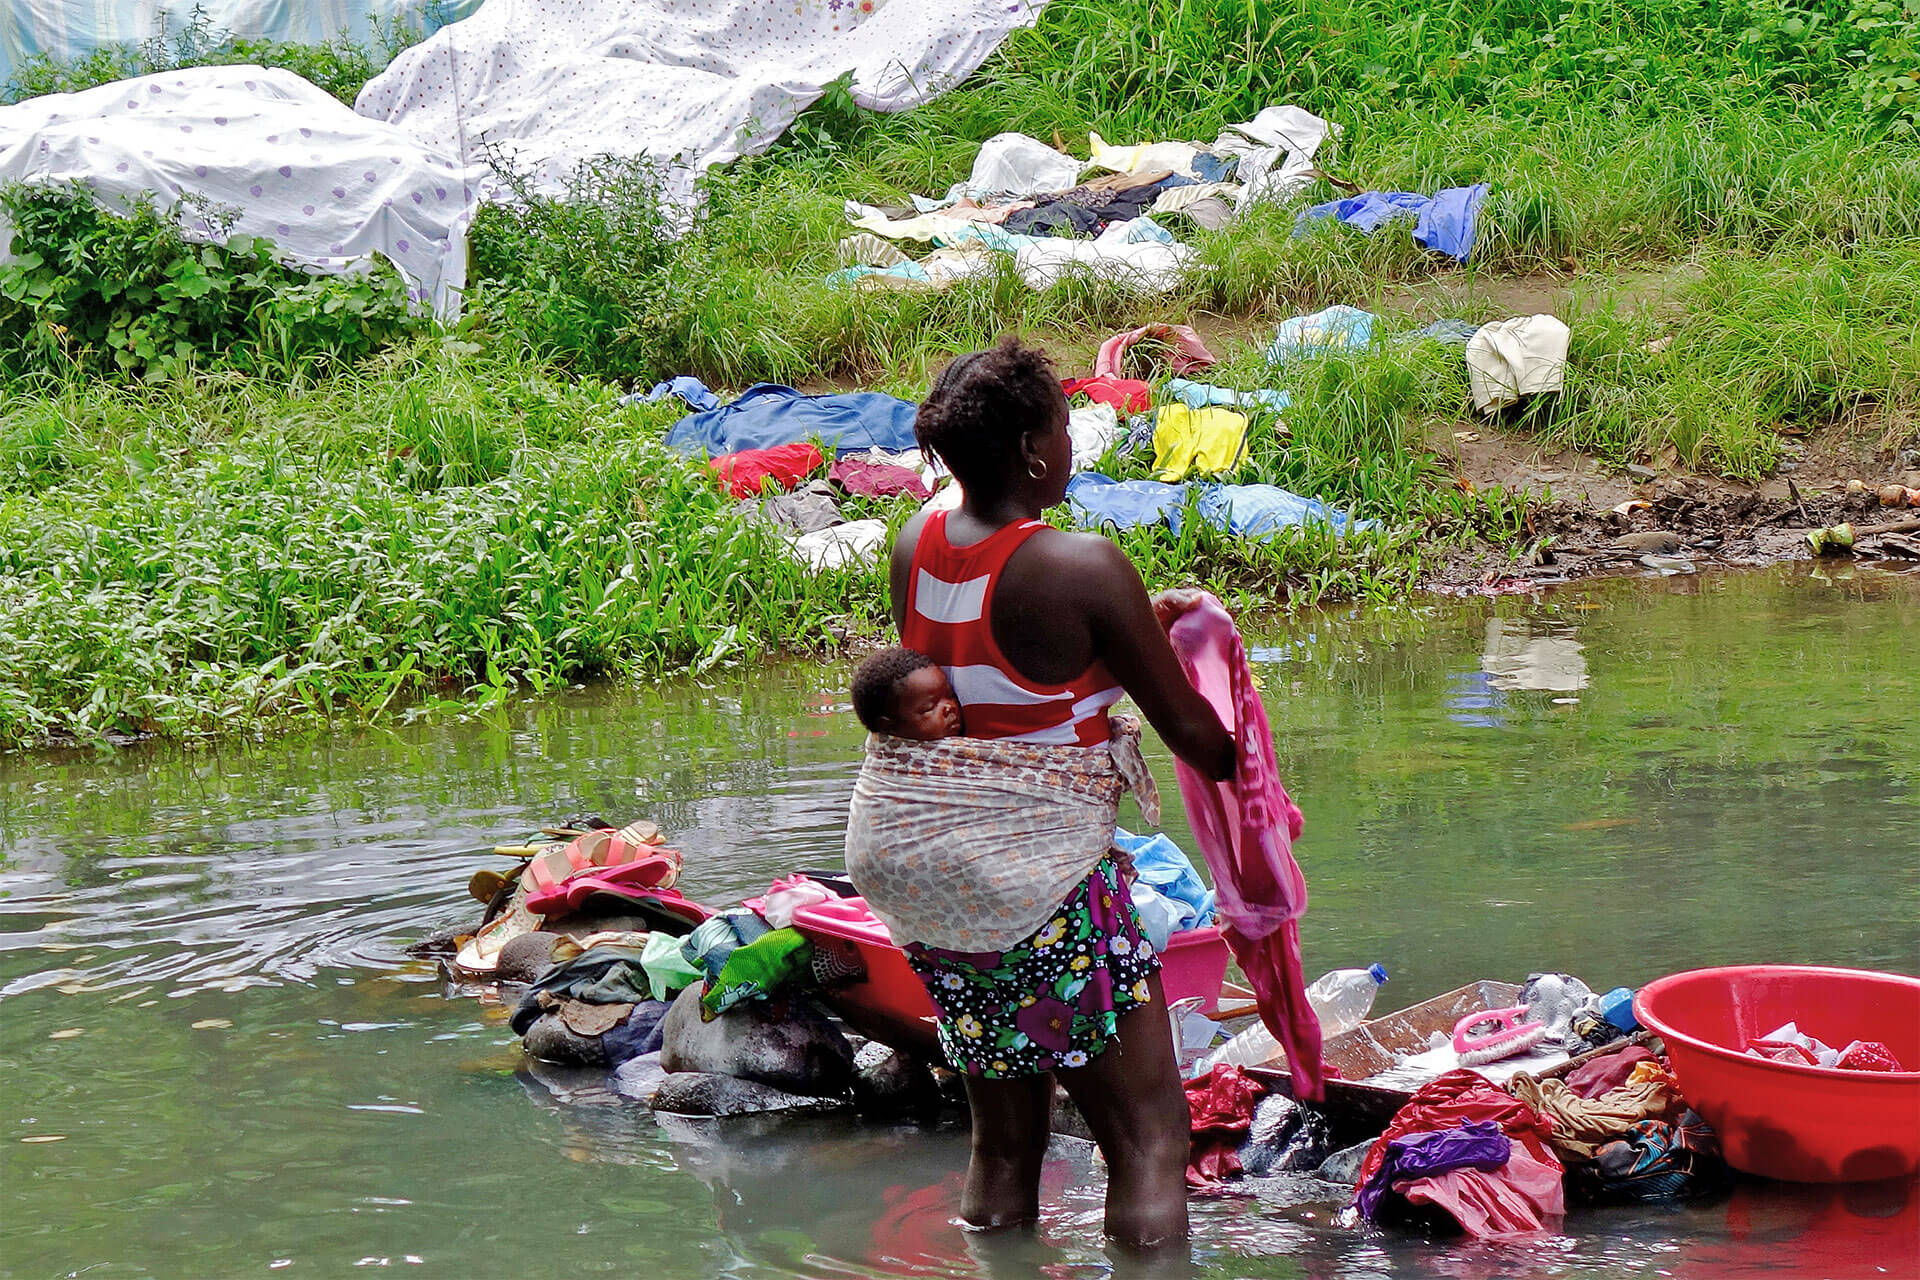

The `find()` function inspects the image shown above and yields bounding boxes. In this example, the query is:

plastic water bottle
[1201,963,1388,1072]
[1306,963,1390,1038]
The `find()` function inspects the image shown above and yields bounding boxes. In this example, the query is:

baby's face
[889,665,963,740]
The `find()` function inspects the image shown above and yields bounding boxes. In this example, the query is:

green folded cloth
[640,931,703,1001]
[701,927,813,1020]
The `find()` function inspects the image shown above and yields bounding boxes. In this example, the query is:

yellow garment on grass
[1087,131,1199,177]
[1152,404,1248,481]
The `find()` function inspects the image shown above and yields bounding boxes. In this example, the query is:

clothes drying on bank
[667,383,920,457]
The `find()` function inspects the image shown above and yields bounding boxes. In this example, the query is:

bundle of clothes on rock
[827,109,1492,294]
[431,812,1226,1112]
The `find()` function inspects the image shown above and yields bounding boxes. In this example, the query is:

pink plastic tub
[791,896,1231,1028]
[1634,965,1920,1183]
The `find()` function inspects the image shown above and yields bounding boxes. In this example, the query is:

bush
[0,3,424,106]
[0,183,419,381]
[465,155,713,383]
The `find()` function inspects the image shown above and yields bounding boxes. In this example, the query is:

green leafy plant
[0,183,418,381]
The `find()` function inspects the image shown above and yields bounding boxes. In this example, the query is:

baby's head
[851,647,962,740]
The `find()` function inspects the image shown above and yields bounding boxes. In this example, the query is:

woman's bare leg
[1056,973,1191,1253]
[959,1072,1053,1229]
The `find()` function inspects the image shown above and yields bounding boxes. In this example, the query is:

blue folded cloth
[666,383,920,457]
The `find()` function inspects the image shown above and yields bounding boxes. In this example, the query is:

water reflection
[1480,618,1588,694]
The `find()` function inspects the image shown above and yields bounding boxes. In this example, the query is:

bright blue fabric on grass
[1177,483,1374,538]
[666,384,920,456]
[1296,183,1488,263]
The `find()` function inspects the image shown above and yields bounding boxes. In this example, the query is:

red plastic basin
[791,895,1230,1028]
[1634,965,1920,1183]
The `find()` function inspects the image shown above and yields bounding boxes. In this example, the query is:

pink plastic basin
[1634,965,1920,1183]
[791,895,1230,1028]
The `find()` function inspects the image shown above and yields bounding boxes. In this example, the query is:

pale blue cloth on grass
[666,384,920,457]
[1165,379,1293,414]
[631,376,720,412]
[1069,473,1373,538]
[1176,483,1376,538]
[1266,304,1377,363]
[1296,183,1489,263]
[1066,473,1190,531]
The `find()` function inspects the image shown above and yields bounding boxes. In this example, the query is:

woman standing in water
[845,338,1234,1252]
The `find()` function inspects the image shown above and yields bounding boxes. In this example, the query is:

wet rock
[405,918,480,958]
[852,1043,944,1122]
[495,932,559,984]
[1624,464,1658,480]
[1613,530,1684,555]
[650,1071,851,1117]
[1050,1085,1096,1141]
[659,987,854,1097]
[1316,1140,1375,1187]
[613,1051,670,1104]
[1239,1096,1334,1175]
[523,1011,609,1067]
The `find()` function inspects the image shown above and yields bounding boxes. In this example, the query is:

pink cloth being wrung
[1165,592,1323,1100]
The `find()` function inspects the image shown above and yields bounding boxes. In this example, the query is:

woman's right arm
[1068,537,1235,780]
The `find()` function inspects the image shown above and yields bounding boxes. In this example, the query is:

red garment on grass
[1093,323,1217,379]
[709,442,824,498]
[1061,376,1151,413]
[1353,1069,1565,1237]
[1185,1064,1266,1188]
[1564,1045,1656,1099]
[1165,592,1322,1101]
[829,458,931,501]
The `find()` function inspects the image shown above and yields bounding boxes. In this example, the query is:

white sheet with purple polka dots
[0,65,484,317]
[355,0,1050,198]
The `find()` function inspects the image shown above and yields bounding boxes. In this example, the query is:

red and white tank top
[901,511,1123,747]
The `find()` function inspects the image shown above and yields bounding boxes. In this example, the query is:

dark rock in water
[852,1043,943,1122]
[406,918,481,958]
[1317,1140,1374,1187]
[1239,1095,1334,1176]
[523,1011,609,1067]
[1050,1085,1095,1141]
[495,932,559,984]
[651,1071,851,1117]
[659,987,854,1097]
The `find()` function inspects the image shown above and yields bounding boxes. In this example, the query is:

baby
[851,646,963,740]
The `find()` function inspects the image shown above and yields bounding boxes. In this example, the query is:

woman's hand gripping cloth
[1164,593,1323,1100]
[845,718,1160,951]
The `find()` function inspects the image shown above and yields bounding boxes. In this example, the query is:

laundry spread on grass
[0,65,482,316]
[1296,183,1490,263]
[829,106,1341,293]
[358,0,1053,203]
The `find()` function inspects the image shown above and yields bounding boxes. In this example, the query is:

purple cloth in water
[1356,1119,1512,1218]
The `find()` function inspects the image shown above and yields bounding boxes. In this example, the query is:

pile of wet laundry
[827,107,1495,293]
[1171,967,1739,1238]
[436,815,1224,1116]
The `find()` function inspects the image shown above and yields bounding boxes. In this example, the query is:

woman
[845,337,1234,1251]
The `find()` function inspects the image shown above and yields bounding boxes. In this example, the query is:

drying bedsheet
[0,0,479,90]
[358,0,1050,199]
[0,66,480,316]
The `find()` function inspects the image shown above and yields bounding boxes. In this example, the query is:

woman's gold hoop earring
[1028,459,1049,480]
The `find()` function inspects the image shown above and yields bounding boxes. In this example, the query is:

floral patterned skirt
[904,857,1160,1079]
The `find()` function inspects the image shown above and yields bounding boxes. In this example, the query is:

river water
[3,565,1916,1278]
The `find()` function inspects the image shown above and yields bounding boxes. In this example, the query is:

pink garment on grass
[1093,323,1217,379]
[1398,1143,1566,1238]
[1165,591,1323,1101]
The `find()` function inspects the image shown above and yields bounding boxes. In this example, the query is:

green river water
[3,564,1917,1278]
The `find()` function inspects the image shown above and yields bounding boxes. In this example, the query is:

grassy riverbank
[2,0,1918,748]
